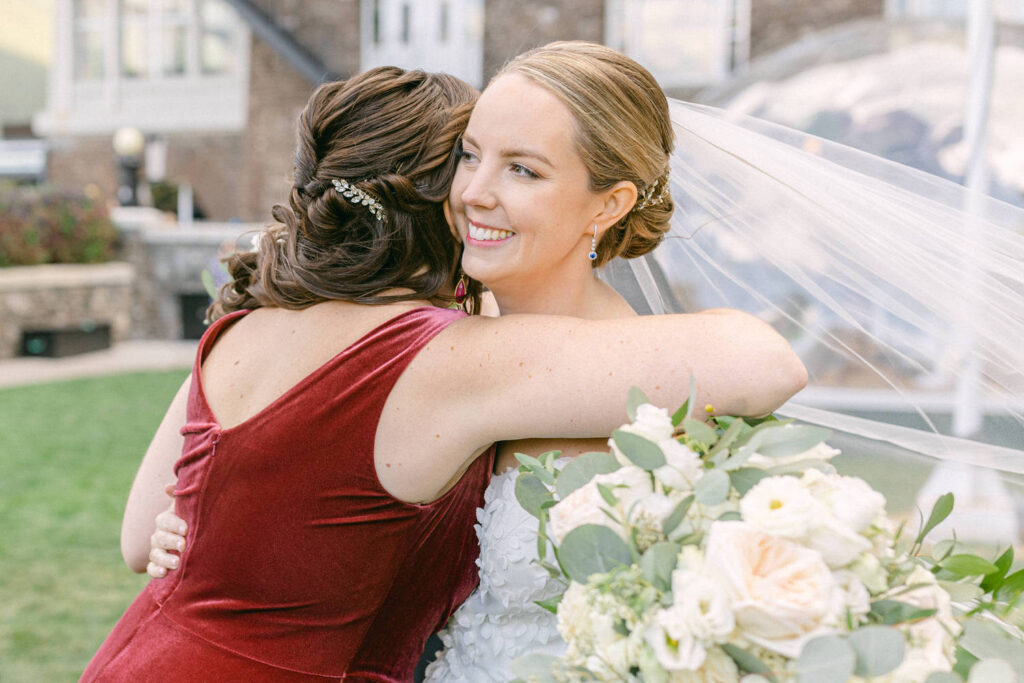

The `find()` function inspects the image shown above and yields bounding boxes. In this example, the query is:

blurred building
[0,0,51,183]
[31,0,883,222]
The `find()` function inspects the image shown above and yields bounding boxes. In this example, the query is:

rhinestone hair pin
[635,172,670,212]
[332,178,386,222]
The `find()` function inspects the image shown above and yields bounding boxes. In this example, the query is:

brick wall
[483,0,604,80]
[750,0,883,58]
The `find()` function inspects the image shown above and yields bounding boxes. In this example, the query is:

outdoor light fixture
[112,126,145,206]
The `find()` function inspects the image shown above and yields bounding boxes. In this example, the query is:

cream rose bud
[745,440,841,470]
[645,606,708,671]
[628,403,676,442]
[653,438,704,491]
[740,476,821,538]
[704,521,844,658]
[549,466,653,543]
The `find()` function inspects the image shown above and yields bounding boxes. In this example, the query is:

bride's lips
[465,219,515,247]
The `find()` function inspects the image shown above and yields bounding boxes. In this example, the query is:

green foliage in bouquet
[0,183,118,267]
[510,385,1024,683]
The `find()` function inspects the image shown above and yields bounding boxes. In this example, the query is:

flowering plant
[510,386,1024,683]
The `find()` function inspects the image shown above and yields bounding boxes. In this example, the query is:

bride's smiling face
[448,74,610,292]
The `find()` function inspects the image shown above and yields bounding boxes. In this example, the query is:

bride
[148,41,1024,681]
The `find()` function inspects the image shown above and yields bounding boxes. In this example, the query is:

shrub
[0,184,119,267]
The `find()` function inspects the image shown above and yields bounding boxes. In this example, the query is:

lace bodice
[423,466,567,681]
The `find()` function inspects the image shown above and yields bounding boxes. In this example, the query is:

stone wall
[483,0,604,79]
[0,263,134,359]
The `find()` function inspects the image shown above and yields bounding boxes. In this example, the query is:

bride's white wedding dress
[423,465,566,682]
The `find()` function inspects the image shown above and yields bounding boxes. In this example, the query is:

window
[38,0,250,135]
[605,0,751,89]
[360,0,484,88]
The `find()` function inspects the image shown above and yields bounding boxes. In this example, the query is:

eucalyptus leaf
[924,673,963,683]
[720,643,775,680]
[915,493,955,545]
[671,373,697,427]
[967,659,1016,683]
[729,467,771,495]
[941,554,999,577]
[662,495,694,536]
[597,482,619,506]
[733,417,795,448]
[515,472,553,519]
[869,599,936,625]
[682,418,718,445]
[555,452,620,499]
[933,539,957,562]
[535,593,563,615]
[558,524,632,584]
[717,510,742,521]
[848,625,905,677]
[627,386,649,422]
[612,430,666,469]
[794,636,856,683]
[640,542,680,591]
[509,653,559,682]
[694,469,730,505]
[959,618,1024,675]
[515,452,544,470]
[752,424,832,458]
[938,580,984,603]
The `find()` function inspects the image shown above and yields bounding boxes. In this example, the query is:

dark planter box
[20,324,112,358]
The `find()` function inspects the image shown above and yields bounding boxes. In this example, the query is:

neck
[489,261,601,317]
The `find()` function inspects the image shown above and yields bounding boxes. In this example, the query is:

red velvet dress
[82,307,494,682]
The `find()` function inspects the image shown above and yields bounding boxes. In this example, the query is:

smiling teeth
[469,224,513,241]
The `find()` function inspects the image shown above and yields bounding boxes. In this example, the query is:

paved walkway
[0,339,198,389]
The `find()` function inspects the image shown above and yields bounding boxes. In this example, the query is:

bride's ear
[593,180,639,232]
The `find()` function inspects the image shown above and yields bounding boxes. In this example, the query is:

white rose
[740,476,821,538]
[673,571,735,644]
[645,606,708,671]
[801,470,887,534]
[704,521,843,658]
[745,440,841,470]
[804,513,873,568]
[628,403,676,442]
[549,466,653,543]
[610,403,675,467]
[653,438,705,491]
[667,647,740,683]
[832,569,872,623]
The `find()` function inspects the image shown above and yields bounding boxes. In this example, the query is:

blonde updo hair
[495,41,673,267]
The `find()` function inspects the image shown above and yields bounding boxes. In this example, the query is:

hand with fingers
[147,484,188,579]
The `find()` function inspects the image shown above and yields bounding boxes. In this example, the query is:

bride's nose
[460,168,497,210]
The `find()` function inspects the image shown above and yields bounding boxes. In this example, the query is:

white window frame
[359,0,484,88]
[35,0,251,136]
[605,0,751,89]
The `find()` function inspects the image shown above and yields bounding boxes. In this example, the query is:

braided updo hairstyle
[495,42,674,267]
[210,66,480,320]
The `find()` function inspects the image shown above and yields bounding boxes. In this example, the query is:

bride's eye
[510,163,539,179]
[459,149,479,165]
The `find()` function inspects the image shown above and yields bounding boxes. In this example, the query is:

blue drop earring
[588,224,598,261]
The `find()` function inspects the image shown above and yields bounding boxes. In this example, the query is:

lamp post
[112,126,145,206]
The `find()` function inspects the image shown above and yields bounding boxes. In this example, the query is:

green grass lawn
[0,370,189,682]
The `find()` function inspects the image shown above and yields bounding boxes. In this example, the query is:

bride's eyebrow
[462,133,553,167]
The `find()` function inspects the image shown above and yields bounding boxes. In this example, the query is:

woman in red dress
[83,66,806,682]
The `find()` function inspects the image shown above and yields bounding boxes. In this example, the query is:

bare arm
[121,375,191,572]
[378,308,806,501]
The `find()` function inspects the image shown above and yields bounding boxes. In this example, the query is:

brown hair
[210,66,481,320]
[496,41,674,267]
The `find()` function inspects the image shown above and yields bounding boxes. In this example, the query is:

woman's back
[83,305,493,682]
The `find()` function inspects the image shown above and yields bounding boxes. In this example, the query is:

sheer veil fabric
[607,99,1024,474]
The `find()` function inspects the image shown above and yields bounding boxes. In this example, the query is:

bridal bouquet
[510,387,1024,683]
